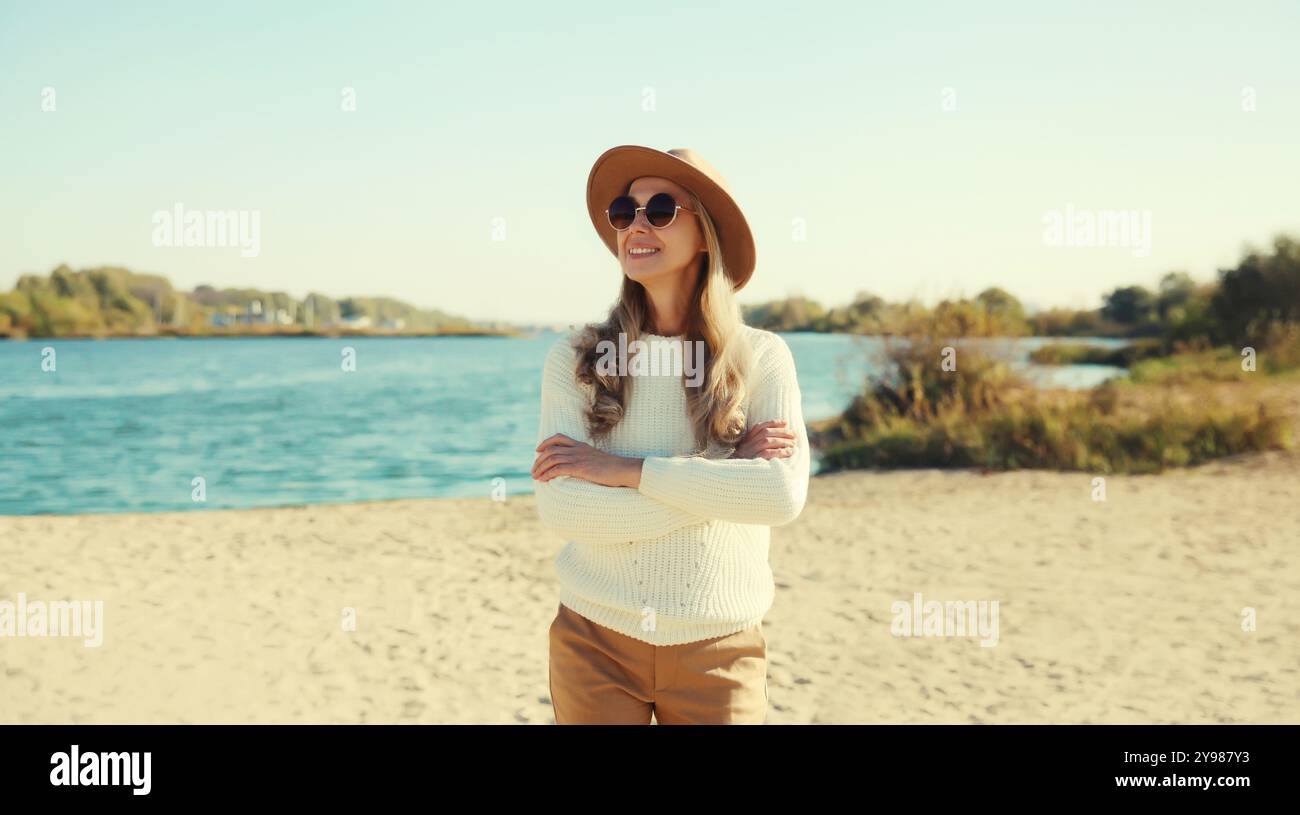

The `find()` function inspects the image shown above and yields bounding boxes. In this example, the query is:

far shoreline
[0,329,528,341]
[0,329,1137,343]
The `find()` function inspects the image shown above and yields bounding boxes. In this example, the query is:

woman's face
[618,176,705,287]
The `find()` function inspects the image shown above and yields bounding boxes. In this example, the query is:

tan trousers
[548,602,769,724]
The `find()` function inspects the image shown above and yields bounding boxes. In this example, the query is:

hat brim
[586,145,755,292]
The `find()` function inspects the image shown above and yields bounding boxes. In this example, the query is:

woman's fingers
[536,450,573,473]
[534,434,590,479]
[741,420,785,439]
[736,420,790,449]
[536,463,567,481]
[634,419,796,463]
[538,466,566,481]
[532,449,575,480]
[750,423,792,440]
[754,428,797,459]
[755,431,796,450]
[734,439,796,460]
[535,458,573,481]
[535,433,577,453]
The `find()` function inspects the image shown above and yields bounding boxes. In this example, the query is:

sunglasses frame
[605,192,698,231]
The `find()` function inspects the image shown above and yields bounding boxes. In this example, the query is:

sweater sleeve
[533,335,708,545]
[636,332,810,527]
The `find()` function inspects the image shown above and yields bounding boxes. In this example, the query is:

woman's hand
[533,433,643,488]
[729,419,796,460]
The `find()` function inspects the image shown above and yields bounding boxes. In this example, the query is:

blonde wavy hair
[570,190,755,455]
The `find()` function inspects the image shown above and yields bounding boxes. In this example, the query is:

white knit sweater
[534,324,810,646]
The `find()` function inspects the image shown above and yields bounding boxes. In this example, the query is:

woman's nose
[629,208,653,231]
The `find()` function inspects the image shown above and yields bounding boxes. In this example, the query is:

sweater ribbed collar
[641,329,685,340]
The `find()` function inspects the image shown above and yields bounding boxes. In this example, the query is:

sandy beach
[2,449,1297,724]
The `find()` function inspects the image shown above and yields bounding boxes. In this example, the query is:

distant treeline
[742,233,1300,348]
[810,235,1300,474]
[0,265,489,338]
[7,233,1298,345]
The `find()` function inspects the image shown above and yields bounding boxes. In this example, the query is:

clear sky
[2,1,1297,325]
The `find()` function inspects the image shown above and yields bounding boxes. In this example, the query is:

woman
[532,145,810,724]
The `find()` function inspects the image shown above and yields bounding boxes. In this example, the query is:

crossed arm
[531,334,810,545]
[634,336,810,526]
[531,338,708,545]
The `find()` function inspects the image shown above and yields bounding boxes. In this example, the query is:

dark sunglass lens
[607,196,636,229]
[646,193,678,227]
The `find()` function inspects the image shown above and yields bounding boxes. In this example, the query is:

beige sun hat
[586,145,756,291]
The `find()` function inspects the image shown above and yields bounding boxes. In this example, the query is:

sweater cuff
[637,455,693,506]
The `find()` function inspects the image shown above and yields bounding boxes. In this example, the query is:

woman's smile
[627,243,661,261]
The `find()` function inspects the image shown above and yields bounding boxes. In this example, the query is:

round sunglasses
[605,192,698,231]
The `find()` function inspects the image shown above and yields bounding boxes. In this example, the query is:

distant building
[511,322,572,334]
[209,304,286,327]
